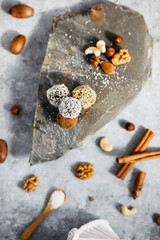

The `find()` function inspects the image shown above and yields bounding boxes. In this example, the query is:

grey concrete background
[0,0,160,239]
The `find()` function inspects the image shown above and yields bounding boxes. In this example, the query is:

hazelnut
[157,216,160,225]
[89,196,95,202]
[113,35,123,45]
[10,105,19,115]
[100,61,115,75]
[105,47,115,58]
[89,56,100,66]
[125,122,135,131]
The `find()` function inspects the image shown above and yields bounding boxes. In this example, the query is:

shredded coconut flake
[46,84,70,107]
[58,97,81,119]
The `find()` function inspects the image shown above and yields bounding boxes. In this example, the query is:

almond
[10,35,26,55]
[0,139,8,164]
[10,5,34,18]
[100,61,115,75]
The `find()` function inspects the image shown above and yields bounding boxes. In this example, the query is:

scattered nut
[89,56,100,66]
[157,216,160,225]
[10,35,26,55]
[85,47,101,57]
[125,122,135,131]
[100,61,115,75]
[76,163,95,180]
[111,49,131,66]
[121,205,137,216]
[0,139,8,164]
[113,35,123,45]
[105,47,115,58]
[22,175,40,192]
[10,5,34,18]
[96,40,106,53]
[100,137,113,152]
[89,196,95,202]
[10,105,19,115]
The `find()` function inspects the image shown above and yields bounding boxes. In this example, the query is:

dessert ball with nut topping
[72,85,96,109]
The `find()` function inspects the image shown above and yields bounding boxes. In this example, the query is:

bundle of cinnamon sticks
[116,128,157,199]
[116,129,155,180]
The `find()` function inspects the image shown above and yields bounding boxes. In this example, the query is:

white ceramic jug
[67,219,130,240]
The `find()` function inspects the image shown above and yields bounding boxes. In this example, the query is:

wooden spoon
[21,189,67,240]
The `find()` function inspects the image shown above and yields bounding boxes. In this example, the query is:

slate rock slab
[30,2,153,165]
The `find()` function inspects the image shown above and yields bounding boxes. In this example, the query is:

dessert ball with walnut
[72,85,96,110]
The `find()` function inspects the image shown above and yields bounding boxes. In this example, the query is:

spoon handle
[21,208,50,240]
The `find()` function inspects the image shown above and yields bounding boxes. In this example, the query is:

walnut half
[76,163,95,180]
[22,175,40,192]
[111,49,131,66]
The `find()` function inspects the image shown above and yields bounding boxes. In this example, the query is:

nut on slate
[22,175,40,192]
[111,49,131,66]
[100,61,115,75]
[0,139,8,164]
[10,5,34,18]
[89,56,100,66]
[96,40,106,53]
[105,47,115,58]
[125,122,135,131]
[85,47,101,57]
[157,216,160,225]
[113,35,123,45]
[10,35,26,55]
[100,137,113,152]
[121,205,137,216]
[76,163,95,180]
[10,105,19,115]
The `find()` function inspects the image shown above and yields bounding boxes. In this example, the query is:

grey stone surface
[30,2,153,165]
[0,1,160,240]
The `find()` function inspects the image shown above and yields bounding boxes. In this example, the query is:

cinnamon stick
[119,163,134,180]
[133,172,146,199]
[132,129,151,153]
[116,129,155,180]
[118,151,160,164]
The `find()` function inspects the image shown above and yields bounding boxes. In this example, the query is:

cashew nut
[96,40,106,53]
[99,137,113,152]
[85,47,101,56]
[121,205,137,216]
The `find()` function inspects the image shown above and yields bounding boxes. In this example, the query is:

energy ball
[72,85,96,109]
[46,84,70,107]
[56,112,78,130]
[58,97,81,119]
